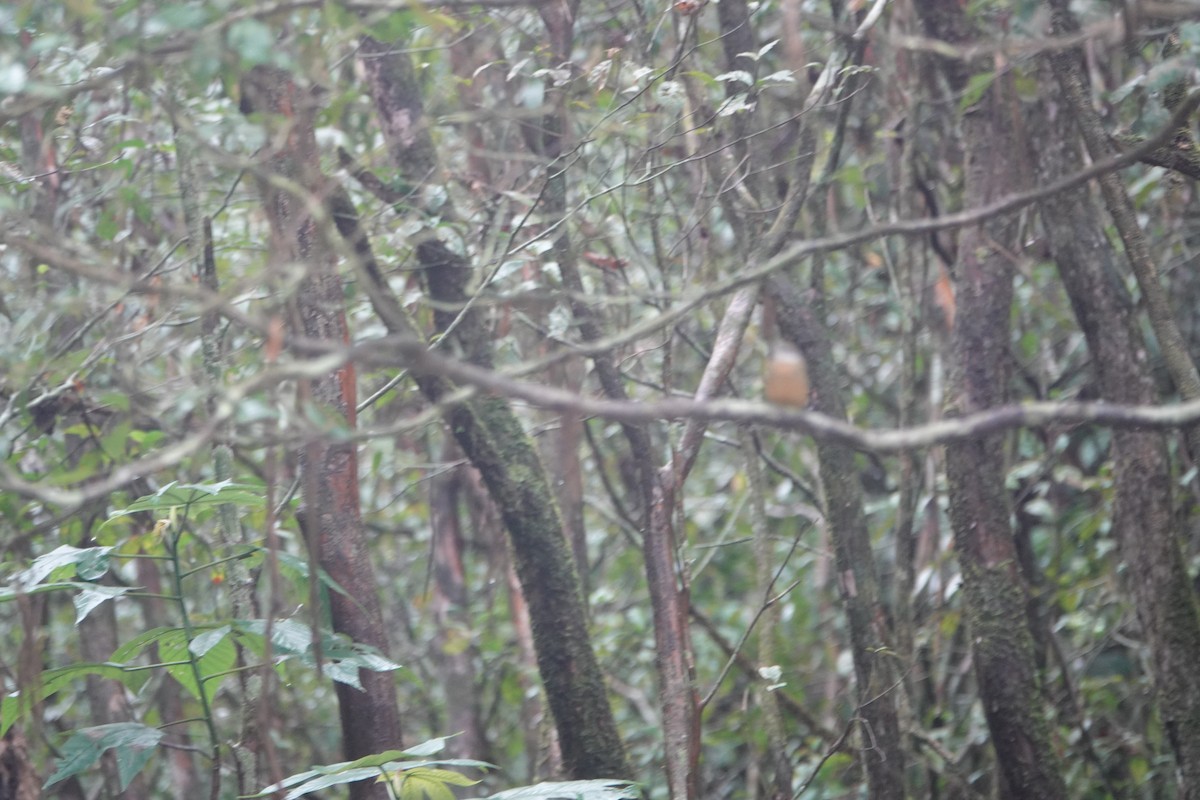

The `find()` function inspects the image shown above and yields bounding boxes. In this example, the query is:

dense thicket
[3,1,1200,799]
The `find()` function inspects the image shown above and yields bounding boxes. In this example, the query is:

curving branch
[13,333,1200,513]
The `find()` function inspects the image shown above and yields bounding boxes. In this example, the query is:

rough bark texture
[442,396,630,778]
[1033,69,1200,800]
[344,38,630,779]
[768,276,906,800]
[913,2,1069,797]
[241,67,403,799]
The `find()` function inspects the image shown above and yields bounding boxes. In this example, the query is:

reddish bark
[241,67,403,798]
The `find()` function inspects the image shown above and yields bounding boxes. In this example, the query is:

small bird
[764,340,809,408]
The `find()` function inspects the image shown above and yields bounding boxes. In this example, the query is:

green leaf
[232,619,402,689]
[109,481,266,519]
[4,662,143,737]
[467,780,643,800]
[73,584,133,623]
[158,629,236,704]
[326,750,414,772]
[250,744,493,799]
[111,626,179,662]
[235,617,315,656]
[959,71,995,111]
[44,723,163,791]
[75,547,112,580]
[189,625,232,658]
[277,551,354,599]
[392,767,480,800]
[0,581,107,603]
[403,736,451,757]
[15,545,113,588]
[271,767,387,798]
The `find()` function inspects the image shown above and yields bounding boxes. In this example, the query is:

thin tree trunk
[79,587,150,800]
[914,3,1069,795]
[532,4,700,794]
[0,728,40,800]
[240,67,404,799]
[336,40,630,776]
[1046,0,1200,462]
[767,278,907,800]
[428,447,489,763]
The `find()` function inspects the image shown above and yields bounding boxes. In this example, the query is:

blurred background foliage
[2,0,1200,798]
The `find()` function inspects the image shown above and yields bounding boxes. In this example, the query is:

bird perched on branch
[764,340,809,408]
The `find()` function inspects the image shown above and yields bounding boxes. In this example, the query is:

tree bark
[531,4,700,794]
[241,67,404,799]
[79,592,149,800]
[914,2,1069,797]
[428,446,489,763]
[1033,63,1200,800]
[768,278,907,800]
[1046,0,1200,463]
[339,38,630,778]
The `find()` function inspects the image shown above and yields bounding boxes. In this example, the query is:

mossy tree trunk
[1034,58,1200,799]
[343,36,631,780]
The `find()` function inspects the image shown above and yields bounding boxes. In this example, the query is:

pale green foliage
[1,0,1198,797]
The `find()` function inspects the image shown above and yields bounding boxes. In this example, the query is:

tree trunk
[531,3,700,794]
[241,66,404,799]
[79,593,150,800]
[768,277,907,800]
[342,37,630,779]
[428,446,489,763]
[1032,63,1200,800]
[914,2,1069,797]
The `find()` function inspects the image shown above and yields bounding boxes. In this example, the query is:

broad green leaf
[232,619,401,688]
[3,663,142,737]
[44,723,163,791]
[158,629,236,703]
[323,750,413,772]
[467,780,643,800]
[403,736,450,757]
[0,581,109,603]
[253,757,493,799]
[235,617,315,656]
[276,551,354,599]
[189,625,232,658]
[73,584,133,623]
[15,545,113,588]
[271,767,388,799]
[391,767,479,800]
[111,625,181,662]
[110,481,266,518]
[75,547,112,580]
